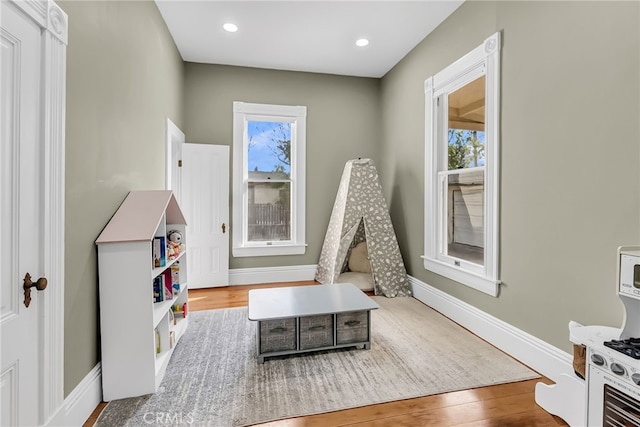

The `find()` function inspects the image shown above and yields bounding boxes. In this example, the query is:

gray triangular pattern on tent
[315,159,412,297]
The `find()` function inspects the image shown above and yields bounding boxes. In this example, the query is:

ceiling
[155,1,464,78]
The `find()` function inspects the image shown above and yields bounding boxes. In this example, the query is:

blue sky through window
[448,129,485,168]
[247,121,291,175]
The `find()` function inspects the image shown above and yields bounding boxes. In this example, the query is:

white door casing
[181,144,229,288]
[165,118,185,205]
[0,1,66,426]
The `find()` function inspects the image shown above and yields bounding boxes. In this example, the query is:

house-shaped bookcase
[95,190,188,401]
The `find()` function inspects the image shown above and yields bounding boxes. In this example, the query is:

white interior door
[182,144,230,288]
[1,2,66,425]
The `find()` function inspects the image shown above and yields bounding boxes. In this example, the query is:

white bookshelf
[96,190,189,401]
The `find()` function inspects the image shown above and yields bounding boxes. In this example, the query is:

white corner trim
[229,264,317,285]
[408,275,574,382]
[46,363,102,427]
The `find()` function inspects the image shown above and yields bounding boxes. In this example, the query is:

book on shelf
[153,277,163,303]
[153,236,166,268]
[163,269,173,300]
[152,272,173,303]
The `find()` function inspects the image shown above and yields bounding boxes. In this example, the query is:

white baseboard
[47,363,102,427]
[229,264,317,285]
[408,275,575,382]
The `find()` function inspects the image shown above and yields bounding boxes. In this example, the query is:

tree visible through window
[448,130,485,170]
[247,121,292,242]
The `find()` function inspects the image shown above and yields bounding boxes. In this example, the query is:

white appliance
[618,251,640,301]
[586,247,640,426]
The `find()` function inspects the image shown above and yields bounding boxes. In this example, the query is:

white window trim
[423,32,501,297]
[232,101,307,257]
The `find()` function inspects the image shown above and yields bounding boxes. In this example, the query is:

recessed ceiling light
[223,23,238,33]
[356,38,369,47]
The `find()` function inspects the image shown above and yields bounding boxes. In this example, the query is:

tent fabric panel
[362,217,409,297]
[315,161,355,283]
[315,158,411,297]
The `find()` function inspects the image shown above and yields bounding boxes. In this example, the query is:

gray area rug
[96,296,539,426]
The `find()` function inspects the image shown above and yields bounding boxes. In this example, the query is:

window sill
[233,243,307,257]
[422,256,499,297]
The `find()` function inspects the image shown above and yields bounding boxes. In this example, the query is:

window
[423,32,501,296]
[232,102,307,257]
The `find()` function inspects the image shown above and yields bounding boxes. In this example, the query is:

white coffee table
[248,283,379,363]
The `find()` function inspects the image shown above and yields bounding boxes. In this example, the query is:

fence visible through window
[248,203,291,241]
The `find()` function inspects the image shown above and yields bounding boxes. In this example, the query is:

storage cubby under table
[248,283,379,363]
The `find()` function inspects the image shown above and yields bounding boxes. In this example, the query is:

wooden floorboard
[83,282,568,427]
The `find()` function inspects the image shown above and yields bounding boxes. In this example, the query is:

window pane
[247,121,291,178]
[448,75,485,170]
[247,181,291,242]
[448,129,485,169]
[445,170,484,265]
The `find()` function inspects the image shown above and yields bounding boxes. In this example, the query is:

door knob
[23,272,47,308]
[222,223,226,234]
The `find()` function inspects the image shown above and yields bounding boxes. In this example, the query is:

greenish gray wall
[183,64,381,269]
[380,0,640,353]
[60,0,184,396]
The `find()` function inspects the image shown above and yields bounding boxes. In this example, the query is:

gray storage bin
[299,314,334,350]
[260,318,297,353]
[336,311,369,344]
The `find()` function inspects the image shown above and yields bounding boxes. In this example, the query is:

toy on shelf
[172,302,188,318]
[167,229,185,261]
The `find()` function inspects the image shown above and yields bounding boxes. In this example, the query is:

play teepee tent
[315,158,412,297]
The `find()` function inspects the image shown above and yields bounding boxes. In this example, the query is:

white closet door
[1,1,66,424]
[182,144,230,288]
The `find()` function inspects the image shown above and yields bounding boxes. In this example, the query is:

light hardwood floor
[84,281,568,426]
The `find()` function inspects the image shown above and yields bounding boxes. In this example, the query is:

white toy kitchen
[536,246,640,426]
